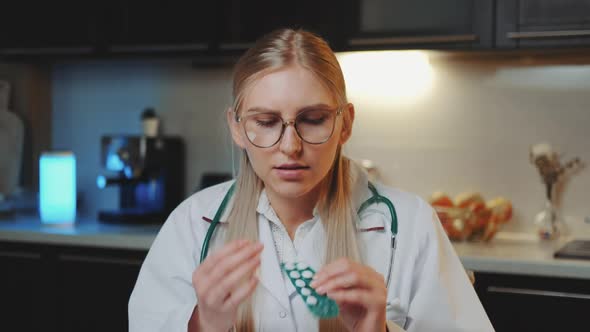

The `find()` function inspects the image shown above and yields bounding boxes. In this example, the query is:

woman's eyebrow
[297,103,334,112]
[245,107,280,114]
[245,103,334,114]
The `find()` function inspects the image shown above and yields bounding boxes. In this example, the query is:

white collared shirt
[257,189,321,331]
[129,163,495,332]
[257,189,318,265]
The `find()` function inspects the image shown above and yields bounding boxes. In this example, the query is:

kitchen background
[3,1,590,331]
[3,51,588,234]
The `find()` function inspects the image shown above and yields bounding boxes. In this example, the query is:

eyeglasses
[236,106,344,148]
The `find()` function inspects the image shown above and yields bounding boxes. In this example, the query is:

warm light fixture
[39,152,77,224]
[336,50,434,108]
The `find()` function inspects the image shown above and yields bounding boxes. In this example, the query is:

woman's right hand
[191,240,263,332]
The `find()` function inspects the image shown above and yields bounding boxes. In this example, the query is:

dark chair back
[199,172,233,191]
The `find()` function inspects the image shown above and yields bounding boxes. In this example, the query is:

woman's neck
[265,188,320,240]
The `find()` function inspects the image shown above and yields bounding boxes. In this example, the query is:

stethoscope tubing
[199,181,398,292]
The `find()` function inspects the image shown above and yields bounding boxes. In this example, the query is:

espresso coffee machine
[96,135,185,224]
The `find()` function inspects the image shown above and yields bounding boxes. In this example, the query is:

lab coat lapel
[257,217,291,310]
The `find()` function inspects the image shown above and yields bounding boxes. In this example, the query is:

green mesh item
[281,261,340,318]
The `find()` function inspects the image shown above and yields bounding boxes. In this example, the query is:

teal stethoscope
[199,181,398,289]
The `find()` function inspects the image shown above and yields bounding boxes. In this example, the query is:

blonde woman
[129,29,494,332]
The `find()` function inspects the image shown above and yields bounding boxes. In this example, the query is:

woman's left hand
[311,258,387,332]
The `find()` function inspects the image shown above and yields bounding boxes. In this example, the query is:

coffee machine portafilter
[96,135,185,224]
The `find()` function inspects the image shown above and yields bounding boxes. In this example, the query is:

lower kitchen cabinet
[474,272,590,332]
[5,240,588,332]
[0,243,50,332]
[0,241,147,332]
[56,247,146,332]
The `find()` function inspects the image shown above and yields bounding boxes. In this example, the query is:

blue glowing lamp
[39,152,77,224]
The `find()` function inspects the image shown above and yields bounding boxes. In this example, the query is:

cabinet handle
[0,47,93,55]
[347,34,478,46]
[58,254,143,266]
[109,43,208,53]
[507,30,590,39]
[219,42,255,51]
[0,251,41,260]
[487,286,590,300]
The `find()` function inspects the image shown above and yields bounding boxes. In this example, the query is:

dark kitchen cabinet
[497,0,590,48]
[0,1,216,59]
[56,247,146,332]
[474,272,590,332]
[347,0,494,50]
[5,0,590,60]
[0,1,99,56]
[216,0,357,53]
[103,0,216,55]
[0,243,52,332]
[0,241,147,332]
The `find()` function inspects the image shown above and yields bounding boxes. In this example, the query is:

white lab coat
[129,168,495,332]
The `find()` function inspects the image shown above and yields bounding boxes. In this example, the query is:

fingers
[194,240,263,309]
[313,271,370,295]
[328,289,370,305]
[206,242,263,284]
[199,239,250,273]
[328,288,387,310]
[208,252,261,304]
[313,257,353,283]
[311,258,384,295]
[221,275,259,311]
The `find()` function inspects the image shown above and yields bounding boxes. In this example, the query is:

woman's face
[229,65,354,200]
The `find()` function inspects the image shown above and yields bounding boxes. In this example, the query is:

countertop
[1,216,590,279]
[0,215,159,250]
[453,232,590,280]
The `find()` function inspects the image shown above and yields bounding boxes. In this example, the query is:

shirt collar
[256,189,321,227]
[256,190,280,225]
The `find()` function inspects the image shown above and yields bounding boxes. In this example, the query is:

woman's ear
[227,107,247,149]
[339,103,355,145]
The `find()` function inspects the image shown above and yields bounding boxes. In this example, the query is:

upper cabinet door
[348,0,494,50]
[497,0,590,48]
[103,0,215,55]
[0,1,98,56]
[216,0,356,53]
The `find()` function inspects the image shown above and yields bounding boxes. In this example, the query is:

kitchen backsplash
[47,53,589,234]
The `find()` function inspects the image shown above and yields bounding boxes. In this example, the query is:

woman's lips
[274,164,309,180]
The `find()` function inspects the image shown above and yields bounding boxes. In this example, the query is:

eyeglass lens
[243,109,337,148]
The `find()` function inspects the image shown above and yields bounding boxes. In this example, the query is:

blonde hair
[225,29,361,332]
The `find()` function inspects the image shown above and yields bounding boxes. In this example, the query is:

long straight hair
[225,29,361,332]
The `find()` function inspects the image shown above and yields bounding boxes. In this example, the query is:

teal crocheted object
[281,261,339,318]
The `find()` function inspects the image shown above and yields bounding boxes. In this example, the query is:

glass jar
[534,199,564,240]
